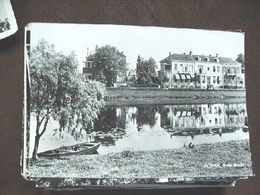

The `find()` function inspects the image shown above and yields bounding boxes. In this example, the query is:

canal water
[29,102,249,156]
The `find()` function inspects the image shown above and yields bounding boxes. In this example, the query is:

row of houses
[160,51,245,89]
[82,50,245,89]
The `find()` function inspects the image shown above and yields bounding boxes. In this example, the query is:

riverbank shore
[106,97,246,106]
[105,88,246,106]
[29,140,252,178]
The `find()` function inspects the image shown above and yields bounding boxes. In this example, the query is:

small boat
[37,142,101,157]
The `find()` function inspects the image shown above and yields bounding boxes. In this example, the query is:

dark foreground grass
[29,140,253,178]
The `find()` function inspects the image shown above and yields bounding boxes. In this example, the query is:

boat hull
[37,142,101,157]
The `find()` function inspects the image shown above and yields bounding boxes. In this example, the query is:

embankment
[105,87,246,106]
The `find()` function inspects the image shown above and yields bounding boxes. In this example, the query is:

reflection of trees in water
[90,107,127,146]
[136,106,158,128]
[160,106,171,128]
[116,107,126,129]
[90,103,248,142]
[94,107,117,132]
[94,106,127,132]
[224,103,247,126]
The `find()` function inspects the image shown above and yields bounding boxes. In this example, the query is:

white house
[160,52,244,89]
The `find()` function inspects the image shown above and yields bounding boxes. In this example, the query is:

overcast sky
[29,23,244,72]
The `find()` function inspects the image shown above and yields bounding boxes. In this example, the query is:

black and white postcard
[22,23,253,188]
[0,0,17,39]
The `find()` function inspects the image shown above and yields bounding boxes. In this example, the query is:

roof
[161,53,194,63]
[161,53,239,64]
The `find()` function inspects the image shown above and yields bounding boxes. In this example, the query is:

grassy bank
[105,88,246,106]
[29,140,252,178]
[106,88,246,100]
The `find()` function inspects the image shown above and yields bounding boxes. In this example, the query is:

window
[207,67,210,71]
[215,118,218,125]
[228,68,230,74]
[214,107,218,114]
[88,75,92,79]
[217,66,220,72]
[213,66,216,72]
[217,76,220,84]
[180,64,184,71]
[165,65,172,71]
[189,65,193,72]
[185,66,188,72]
[203,107,206,114]
[175,64,178,71]
[213,76,216,83]
[202,76,205,83]
[198,65,203,73]
[209,105,212,114]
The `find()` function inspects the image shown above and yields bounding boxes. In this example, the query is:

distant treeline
[0,18,11,33]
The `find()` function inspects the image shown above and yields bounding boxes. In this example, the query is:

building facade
[82,56,96,80]
[160,52,245,89]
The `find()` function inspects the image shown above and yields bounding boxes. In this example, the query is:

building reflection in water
[90,103,248,148]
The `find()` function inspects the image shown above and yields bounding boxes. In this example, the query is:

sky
[29,23,244,72]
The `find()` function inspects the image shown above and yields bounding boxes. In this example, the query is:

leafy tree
[30,40,105,160]
[136,56,157,77]
[157,71,169,86]
[236,53,245,66]
[125,69,136,83]
[92,45,127,86]
[136,56,159,87]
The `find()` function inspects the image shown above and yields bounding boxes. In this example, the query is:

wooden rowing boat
[37,142,101,157]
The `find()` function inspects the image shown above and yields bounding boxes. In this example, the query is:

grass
[29,140,253,178]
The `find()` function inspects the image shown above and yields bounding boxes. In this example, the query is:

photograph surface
[25,23,252,181]
[0,0,17,39]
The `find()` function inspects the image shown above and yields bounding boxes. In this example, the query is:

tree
[30,40,105,160]
[136,56,157,77]
[92,45,127,86]
[157,71,169,86]
[236,53,245,66]
[125,69,136,83]
[136,56,159,87]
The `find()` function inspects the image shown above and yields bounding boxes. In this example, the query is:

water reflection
[88,103,249,154]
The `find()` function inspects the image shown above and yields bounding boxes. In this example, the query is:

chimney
[189,51,192,55]
[209,54,212,57]
[216,53,219,57]
[169,52,171,57]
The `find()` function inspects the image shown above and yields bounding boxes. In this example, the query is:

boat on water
[37,142,101,157]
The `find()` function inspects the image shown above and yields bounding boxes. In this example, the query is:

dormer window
[214,58,219,62]
[204,57,209,62]
[196,57,201,61]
